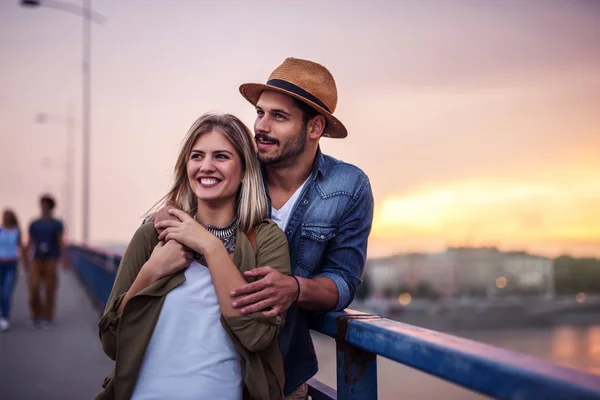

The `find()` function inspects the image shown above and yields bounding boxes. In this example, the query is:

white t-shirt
[271,178,309,231]
[131,260,242,400]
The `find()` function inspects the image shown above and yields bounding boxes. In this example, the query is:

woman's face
[187,129,244,206]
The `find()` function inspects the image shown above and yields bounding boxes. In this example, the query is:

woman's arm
[116,240,191,315]
[98,223,157,359]
[99,223,191,359]
[155,208,247,317]
[222,221,291,352]
[155,211,291,351]
[203,240,249,317]
[17,229,28,270]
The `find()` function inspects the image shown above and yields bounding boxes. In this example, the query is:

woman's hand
[154,208,220,255]
[143,239,193,280]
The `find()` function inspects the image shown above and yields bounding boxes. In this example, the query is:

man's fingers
[155,220,179,230]
[243,266,275,277]
[168,208,191,221]
[240,299,275,315]
[158,228,178,242]
[231,280,268,297]
[232,291,271,309]
[158,230,168,241]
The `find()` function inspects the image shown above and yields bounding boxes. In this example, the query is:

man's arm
[301,176,374,311]
[58,221,68,268]
[232,176,374,316]
[295,276,338,311]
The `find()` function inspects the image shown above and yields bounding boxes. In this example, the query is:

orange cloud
[371,170,600,257]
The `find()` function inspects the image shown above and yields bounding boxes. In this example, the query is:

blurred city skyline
[1,0,599,258]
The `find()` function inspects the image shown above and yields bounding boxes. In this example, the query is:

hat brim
[239,83,347,139]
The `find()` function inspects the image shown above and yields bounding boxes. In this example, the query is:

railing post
[336,315,378,400]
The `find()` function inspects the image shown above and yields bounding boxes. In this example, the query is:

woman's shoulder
[253,219,285,239]
[121,222,159,262]
[130,221,159,245]
[253,219,289,253]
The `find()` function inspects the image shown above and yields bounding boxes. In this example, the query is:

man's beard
[257,124,307,166]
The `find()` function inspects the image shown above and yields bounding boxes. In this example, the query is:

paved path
[0,268,114,400]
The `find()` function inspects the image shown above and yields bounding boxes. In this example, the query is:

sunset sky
[1,0,599,258]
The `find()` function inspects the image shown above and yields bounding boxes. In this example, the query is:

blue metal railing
[69,245,600,400]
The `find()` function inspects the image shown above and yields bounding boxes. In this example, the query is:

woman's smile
[197,177,221,187]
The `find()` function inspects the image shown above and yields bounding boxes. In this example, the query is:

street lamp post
[21,0,105,244]
[35,109,75,240]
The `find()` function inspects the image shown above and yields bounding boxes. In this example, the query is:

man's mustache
[254,133,280,145]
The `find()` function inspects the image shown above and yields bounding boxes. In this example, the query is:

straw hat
[239,57,347,139]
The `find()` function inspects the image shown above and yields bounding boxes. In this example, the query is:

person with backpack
[96,113,291,400]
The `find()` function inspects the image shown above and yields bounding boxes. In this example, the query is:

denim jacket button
[320,235,325,239]
[302,199,309,205]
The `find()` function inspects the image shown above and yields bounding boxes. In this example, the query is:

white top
[271,178,309,231]
[131,260,242,400]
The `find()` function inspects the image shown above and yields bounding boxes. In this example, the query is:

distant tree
[414,281,440,300]
[554,255,600,294]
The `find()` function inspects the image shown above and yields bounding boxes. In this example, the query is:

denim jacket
[265,148,374,395]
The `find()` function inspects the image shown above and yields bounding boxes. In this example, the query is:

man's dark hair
[40,194,56,211]
[293,98,320,127]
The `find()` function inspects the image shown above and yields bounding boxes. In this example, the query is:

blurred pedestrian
[27,194,67,329]
[0,209,27,331]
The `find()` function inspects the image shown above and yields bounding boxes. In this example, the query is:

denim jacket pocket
[298,224,336,273]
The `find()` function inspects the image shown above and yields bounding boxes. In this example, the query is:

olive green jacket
[95,220,290,400]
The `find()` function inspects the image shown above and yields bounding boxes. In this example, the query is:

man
[27,194,67,329]
[231,58,374,398]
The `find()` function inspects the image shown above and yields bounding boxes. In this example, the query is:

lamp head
[21,0,41,7]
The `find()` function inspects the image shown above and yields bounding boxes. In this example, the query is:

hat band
[266,79,331,113]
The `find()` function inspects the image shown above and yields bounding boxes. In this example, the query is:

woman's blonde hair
[149,113,268,232]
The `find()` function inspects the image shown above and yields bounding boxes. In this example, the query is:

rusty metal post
[336,315,378,400]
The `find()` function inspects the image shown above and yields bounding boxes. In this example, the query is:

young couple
[96,58,374,400]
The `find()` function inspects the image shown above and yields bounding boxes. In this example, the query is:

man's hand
[230,267,298,317]
[153,204,181,235]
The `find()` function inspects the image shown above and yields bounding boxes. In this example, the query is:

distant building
[503,251,554,295]
[366,252,456,297]
[365,247,554,298]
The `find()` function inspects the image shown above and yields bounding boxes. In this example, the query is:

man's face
[40,201,52,215]
[254,91,307,166]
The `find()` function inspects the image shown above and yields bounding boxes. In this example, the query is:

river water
[311,325,600,399]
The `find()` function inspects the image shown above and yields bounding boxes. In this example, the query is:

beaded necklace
[193,214,237,265]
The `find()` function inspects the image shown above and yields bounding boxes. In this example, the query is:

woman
[96,114,291,400]
[0,209,26,332]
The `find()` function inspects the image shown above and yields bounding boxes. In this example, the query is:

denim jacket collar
[262,146,326,217]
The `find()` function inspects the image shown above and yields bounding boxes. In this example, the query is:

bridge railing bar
[308,310,600,400]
